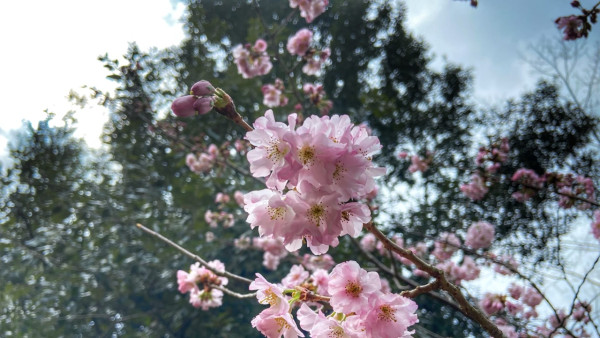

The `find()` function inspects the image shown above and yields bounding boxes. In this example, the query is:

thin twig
[213,285,257,299]
[135,223,253,284]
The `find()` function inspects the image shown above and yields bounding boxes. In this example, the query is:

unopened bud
[190,80,215,97]
[571,1,580,8]
[171,95,197,118]
[193,96,214,115]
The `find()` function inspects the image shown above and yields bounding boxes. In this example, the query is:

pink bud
[193,97,214,115]
[190,80,215,97]
[254,39,267,52]
[171,95,197,117]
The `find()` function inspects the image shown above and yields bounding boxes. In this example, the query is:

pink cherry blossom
[289,0,328,23]
[461,173,488,200]
[363,293,419,338]
[432,232,461,261]
[465,221,495,249]
[232,40,273,79]
[282,264,309,288]
[251,310,304,338]
[508,283,523,300]
[327,260,381,314]
[189,287,224,310]
[522,287,543,308]
[287,28,312,56]
[359,233,377,252]
[301,253,335,271]
[310,268,330,296]
[311,316,362,338]
[262,79,289,108]
[479,293,505,315]
[408,155,428,173]
[234,190,245,207]
[302,48,330,75]
[250,273,289,314]
[556,15,585,40]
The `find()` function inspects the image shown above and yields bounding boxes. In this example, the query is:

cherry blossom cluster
[262,79,288,108]
[465,221,495,249]
[243,110,384,254]
[185,144,219,174]
[397,151,433,174]
[436,256,480,285]
[554,173,595,210]
[233,39,273,79]
[358,224,495,282]
[511,168,544,202]
[460,173,489,201]
[555,1,599,41]
[461,138,509,200]
[289,0,328,23]
[475,137,509,173]
[480,284,542,318]
[479,282,594,336]
[302,83,333,115]
[249,260,418,338]
[511,170,596,210]
[204,209,234,228]
[302,48,330,76]
[176,260,228,310]
[536,301,593,337]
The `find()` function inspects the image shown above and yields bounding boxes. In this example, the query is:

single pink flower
[363,293,419,338]
[465,221,495,249]
[287,28,313,56]
[327,261,381,314]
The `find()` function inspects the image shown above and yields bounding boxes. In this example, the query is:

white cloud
[0,0,185,157]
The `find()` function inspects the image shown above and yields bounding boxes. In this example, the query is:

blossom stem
[135,223,253,284]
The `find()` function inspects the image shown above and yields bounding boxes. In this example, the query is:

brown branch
[135,223,253,284]
[401,279,441,299]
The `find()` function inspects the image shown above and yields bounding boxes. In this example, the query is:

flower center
[307,203,325,226]
[298,145,316,166]
[267,138,288,163]
[330,325,345,337]
[332,162,347,181]
[268,206,286,221]
[260,289,279,306]
[275,317,290,333]
[378,304,397,322]
[345,281,362,297]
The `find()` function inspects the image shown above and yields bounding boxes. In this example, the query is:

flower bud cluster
[243,110,385,254]
[176,260,228,310]
[171,81,216,117]
[233,39,273,79]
